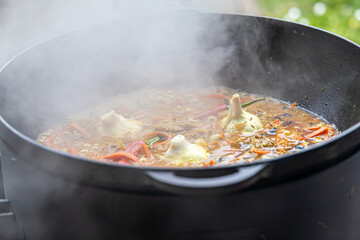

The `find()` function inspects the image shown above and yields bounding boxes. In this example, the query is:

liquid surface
[38,87,339,167]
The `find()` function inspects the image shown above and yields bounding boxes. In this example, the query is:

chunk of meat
[165,135,208,163]
[152,118,199,133]
[98,111,142,140]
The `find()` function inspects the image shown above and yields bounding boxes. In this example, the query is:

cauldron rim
[0,13,360,194]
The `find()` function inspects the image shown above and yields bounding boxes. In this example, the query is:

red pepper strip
[103,138,157,164]
[198,94,230,99]
[44,132,60,146]
[124,140,145,157]
[141,142,152,159]
[194,104,227,119]
[305,127,328,138]
[144,132,171,147]
[117,159,131,165]
[103,151,139,163]
[102,140,144,164]
[44,125,69,146]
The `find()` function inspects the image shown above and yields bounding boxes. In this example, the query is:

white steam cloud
[0,0,249,133]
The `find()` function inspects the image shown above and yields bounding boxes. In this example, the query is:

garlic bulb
[221,94,262,133]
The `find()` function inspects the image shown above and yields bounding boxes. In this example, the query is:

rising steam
[0,0,244,134]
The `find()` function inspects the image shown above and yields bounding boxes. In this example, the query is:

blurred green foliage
[257,0,360,44]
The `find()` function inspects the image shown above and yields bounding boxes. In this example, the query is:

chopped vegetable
[306,126,322,131]
[44,131,60,146]
[297,135,305,141]
[305,127,328,138]
[241,98,266,108]
[69,123,89,137]
[124,140,144,157]
[65,141,78,155]
[144,136,160,147]
[141,142,152,159]
[144,132,171,147]
[253,148,270,155]
[103,151,140,163]
[272,119,282,125]
[38,87,339,167]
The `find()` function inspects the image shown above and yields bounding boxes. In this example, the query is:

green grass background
[257,0,360,44]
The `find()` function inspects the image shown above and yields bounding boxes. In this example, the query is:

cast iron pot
[0,13,359,240]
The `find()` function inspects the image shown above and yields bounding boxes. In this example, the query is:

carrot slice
[69,123,89,137]
[272,119,281,125]
[65,141,78,155]
[305,127,328,138]
[44,125,70,146]
[290,102,297,108]
[275,127,281,143]
[306,126,321,131]
[44,132,60,146]
[253,148,270,155]
[141,142,152,159]
[297,135,305,141]
[103,151,139,163]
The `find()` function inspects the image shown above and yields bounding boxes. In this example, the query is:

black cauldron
[0,13,359,240]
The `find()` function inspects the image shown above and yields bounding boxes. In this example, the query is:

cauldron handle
[146,164,269,195]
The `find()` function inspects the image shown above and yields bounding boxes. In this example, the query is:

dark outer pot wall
[1,140,360,240]
[0,14,359,193]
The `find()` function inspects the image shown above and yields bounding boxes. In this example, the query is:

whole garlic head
[221,94,262,133]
